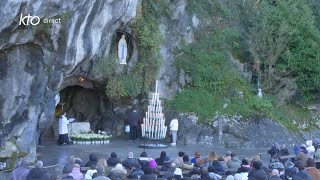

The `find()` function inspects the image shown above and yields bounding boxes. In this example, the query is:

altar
[53,121,91,138]
[70,122,90,134]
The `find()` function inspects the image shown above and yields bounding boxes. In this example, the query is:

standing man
[128,109,139,141]
[169,118,179,146]
[58,112,70,145]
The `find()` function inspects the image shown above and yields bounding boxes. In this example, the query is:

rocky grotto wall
[0,0,138,162]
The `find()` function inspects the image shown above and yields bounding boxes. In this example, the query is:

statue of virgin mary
[118,34,127,65]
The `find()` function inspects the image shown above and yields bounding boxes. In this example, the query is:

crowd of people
[10,139,320,180]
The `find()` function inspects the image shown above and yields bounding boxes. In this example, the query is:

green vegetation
[168,0,319,130]
[96,0,164,101]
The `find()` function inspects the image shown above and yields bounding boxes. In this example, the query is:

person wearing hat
[122,152,138,169]
[93,166,111,180]
[227,153,241,169]
[128,164,144,179]
[11,158,30,180]
[155,151,166,165]
[68,164,83,180]
[26,161,50,180]
[110,163,127,179]
[169,118,179,146]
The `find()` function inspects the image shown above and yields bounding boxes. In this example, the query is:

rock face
[0,0,138,162]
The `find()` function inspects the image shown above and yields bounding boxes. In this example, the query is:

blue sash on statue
[121,45,125,59]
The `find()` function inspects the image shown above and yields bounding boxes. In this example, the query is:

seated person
[85,154,98,167]
[155,151,166,165]
[109,163,127,180]
[26,161,49,180]
[237,158,251,173]
[161,156,175,171]
[141,166,157,180]
[180,154,194,170]
[227,153,241,169]
[63,156,76,174]
[107,152,120,167]
[68,164,83,180]
[85,165,97,180]
[139,152,152,169]
[93,166,111,180]
[122,152,138,170]
[128,164,144,179]
[191,152,202,165]
[268,155,284,172]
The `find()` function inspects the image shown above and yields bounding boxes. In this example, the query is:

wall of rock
[0,0,138,162]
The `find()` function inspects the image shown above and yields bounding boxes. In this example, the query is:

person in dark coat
[211,160,224,175]
[128,164,144,179]
[237,158,251,173]
[122,152,138,169]
[26,161,49,180]
[141,166,157,180]
[248,160,267,180]
[128,109,140,141]
[155,151,166,165]
[11,159,30,180]
[268,143,280,162]
[107,152,120,167]
[292,161,312,180]
[85,154,98,167]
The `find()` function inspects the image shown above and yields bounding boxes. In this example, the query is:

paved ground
[0,137,270,179]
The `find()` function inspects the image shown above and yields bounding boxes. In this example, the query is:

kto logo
[19,14,40,26]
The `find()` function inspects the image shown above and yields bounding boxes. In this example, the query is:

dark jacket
[237,165,251,173]
[160,162,175,171]
[122,158,139,169]
[85,154,98,167]
[107,157,120,167]
[128,111,139,126]
[26,168,49,180]
[128,168,144,179]
[292,170,312,180]
[211,161,224,175]
[155,157,165,166]
[140,174,157,180]
[248,169,268,180]
[269,175,282,180]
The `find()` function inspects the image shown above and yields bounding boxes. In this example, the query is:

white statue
[257,88,263,98]
[118,34,127,65]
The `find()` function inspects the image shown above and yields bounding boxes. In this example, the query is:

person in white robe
[58,112,70,145]
[169,119,179,146]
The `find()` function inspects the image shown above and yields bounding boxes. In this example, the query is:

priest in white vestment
[58,112,70,145]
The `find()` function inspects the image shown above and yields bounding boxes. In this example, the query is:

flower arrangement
[71,130,112,145]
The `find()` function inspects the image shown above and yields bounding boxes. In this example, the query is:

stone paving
[0,137,270,179]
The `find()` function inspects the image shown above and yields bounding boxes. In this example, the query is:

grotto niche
[49,76,125,140]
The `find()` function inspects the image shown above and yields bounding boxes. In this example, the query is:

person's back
[68,164,83,180]
[248,161,267,180]
[128,110,139,126]
[122,152,138,169]
[85,154,98,167]
[63,156,76,174]
[305,158,320,180]
[227,153,241,169]
[26,161,49,180]
[93,166,111,180]
[268,169,282,180]
[141,167,157,180]
[107,152,120,167]
[292,161,311,180]
[11,159,29,180]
